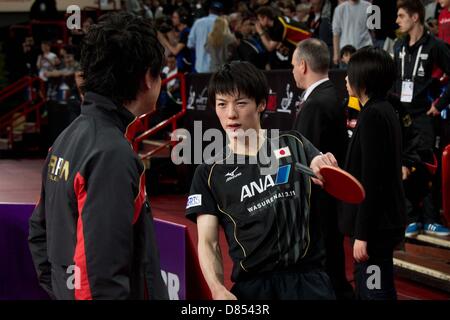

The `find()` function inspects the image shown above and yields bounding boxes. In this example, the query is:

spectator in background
[188,1,222,73]
[205,17,237,72]
[332,0,373,66]
[232,12,268,69]
[279,0,297,20]
[45,48,79,86]
[435,0,450,208]
[308,0,334,52]
[192,0,208,20]
[424,1,441,36]
[125,0,143,15]
[228,12,242,33]
[255,6,311,69]
[162,54,179,94]
[425,0,441,22]
[438,0,450,44]
[45,48,80,143]
[236,1,249,15]
[152,53,182,137]
[295,3,311,23]
[22,36,39,76]
[151,0,165,19]
[37,41,60,82]
[158,7,193,73]
[371,0,398,49]
[142,0,154,19]
[161,54,182,119]
[394,0,450,237]
[339,44,356,69]
[71,17,94,60]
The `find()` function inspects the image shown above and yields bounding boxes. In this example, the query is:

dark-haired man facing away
[28,12,169,300]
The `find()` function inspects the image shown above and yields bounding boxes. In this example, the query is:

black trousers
[353,247,397,300]
[407,114,441,224]
[231,269,336,300]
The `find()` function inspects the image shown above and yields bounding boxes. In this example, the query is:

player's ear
[257,100,266,113]
[144,68,154,89]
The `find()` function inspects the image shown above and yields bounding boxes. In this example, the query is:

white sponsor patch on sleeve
[186,194,202,209]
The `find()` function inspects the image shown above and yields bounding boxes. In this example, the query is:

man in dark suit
[291,38,351,299]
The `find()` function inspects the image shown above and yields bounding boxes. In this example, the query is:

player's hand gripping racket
[295,163,365,204]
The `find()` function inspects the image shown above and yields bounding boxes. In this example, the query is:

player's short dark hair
[80,12,164,105]
[347,46,396,99]
[397,0,425,24]
[208,61,268,109]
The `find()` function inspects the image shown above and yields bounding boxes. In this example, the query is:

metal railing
[0,76,46,148]
[134,72,187,159]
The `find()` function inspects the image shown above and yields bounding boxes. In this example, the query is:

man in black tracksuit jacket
[394,0,450,235]
[28,12,169,300]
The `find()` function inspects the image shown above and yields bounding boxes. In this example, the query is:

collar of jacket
[81,92,143,144]
[404,30,430,51]
[362,96,386,109]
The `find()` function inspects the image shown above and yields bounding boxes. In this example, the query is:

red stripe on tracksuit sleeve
[73,172,93,300]
[133,172,146,225]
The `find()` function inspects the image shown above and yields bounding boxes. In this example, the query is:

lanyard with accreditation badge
[400,45,424,103]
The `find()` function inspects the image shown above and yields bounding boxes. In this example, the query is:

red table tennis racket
[295,163,365,204]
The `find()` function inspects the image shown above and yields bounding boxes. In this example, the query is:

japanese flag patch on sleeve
[274,146,291,159]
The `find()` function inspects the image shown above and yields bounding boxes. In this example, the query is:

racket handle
[294,163,317,178]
